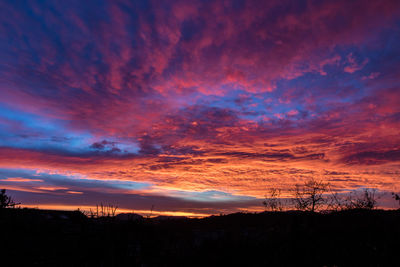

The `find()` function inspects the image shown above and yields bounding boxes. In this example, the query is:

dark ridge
[0,208,399,266]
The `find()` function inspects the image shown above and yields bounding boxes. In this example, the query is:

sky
[1,0,400,216]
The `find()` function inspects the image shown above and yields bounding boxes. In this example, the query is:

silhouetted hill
[151,215,188,221]
[115,213,144,221]
[1,208,399,266]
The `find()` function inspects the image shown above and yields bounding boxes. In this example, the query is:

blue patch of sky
[169,189,257,202]
[0,104,141,155]
[0,104,95,152]
[197,88,272,121]
[0,168,151,191]
[114,141,141,154]
[88,137,141,154]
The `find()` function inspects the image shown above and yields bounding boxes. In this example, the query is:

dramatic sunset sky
[1,0,400,216]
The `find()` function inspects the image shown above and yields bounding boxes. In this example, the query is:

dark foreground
[1,209,399,267]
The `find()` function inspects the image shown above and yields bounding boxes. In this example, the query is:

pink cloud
[344,53,369,73]
[287,110,299,116]
[362,72,380,80]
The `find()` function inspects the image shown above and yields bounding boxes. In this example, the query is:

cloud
[343,149,400,165]
[344,53,369,73]
[362,72,380,80]
[2,177,43,182]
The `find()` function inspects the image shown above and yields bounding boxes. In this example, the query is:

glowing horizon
[1,0,400,216]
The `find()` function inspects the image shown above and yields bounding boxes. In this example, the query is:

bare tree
[263,188,283,211]
[0,189,20,208]
[292,179,329,212]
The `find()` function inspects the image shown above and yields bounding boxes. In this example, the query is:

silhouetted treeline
[1,208,399,266]
[262,179,395,212]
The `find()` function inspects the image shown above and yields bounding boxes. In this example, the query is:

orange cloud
[3,177,44,182]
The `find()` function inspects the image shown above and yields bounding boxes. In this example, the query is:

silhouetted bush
[345,188,378,210]
[391,192,400,208]
[327,188,380,211]
[0,189,19,208]
[263,188,283,211]
[88,203,118,218]
[327,190,348,211]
